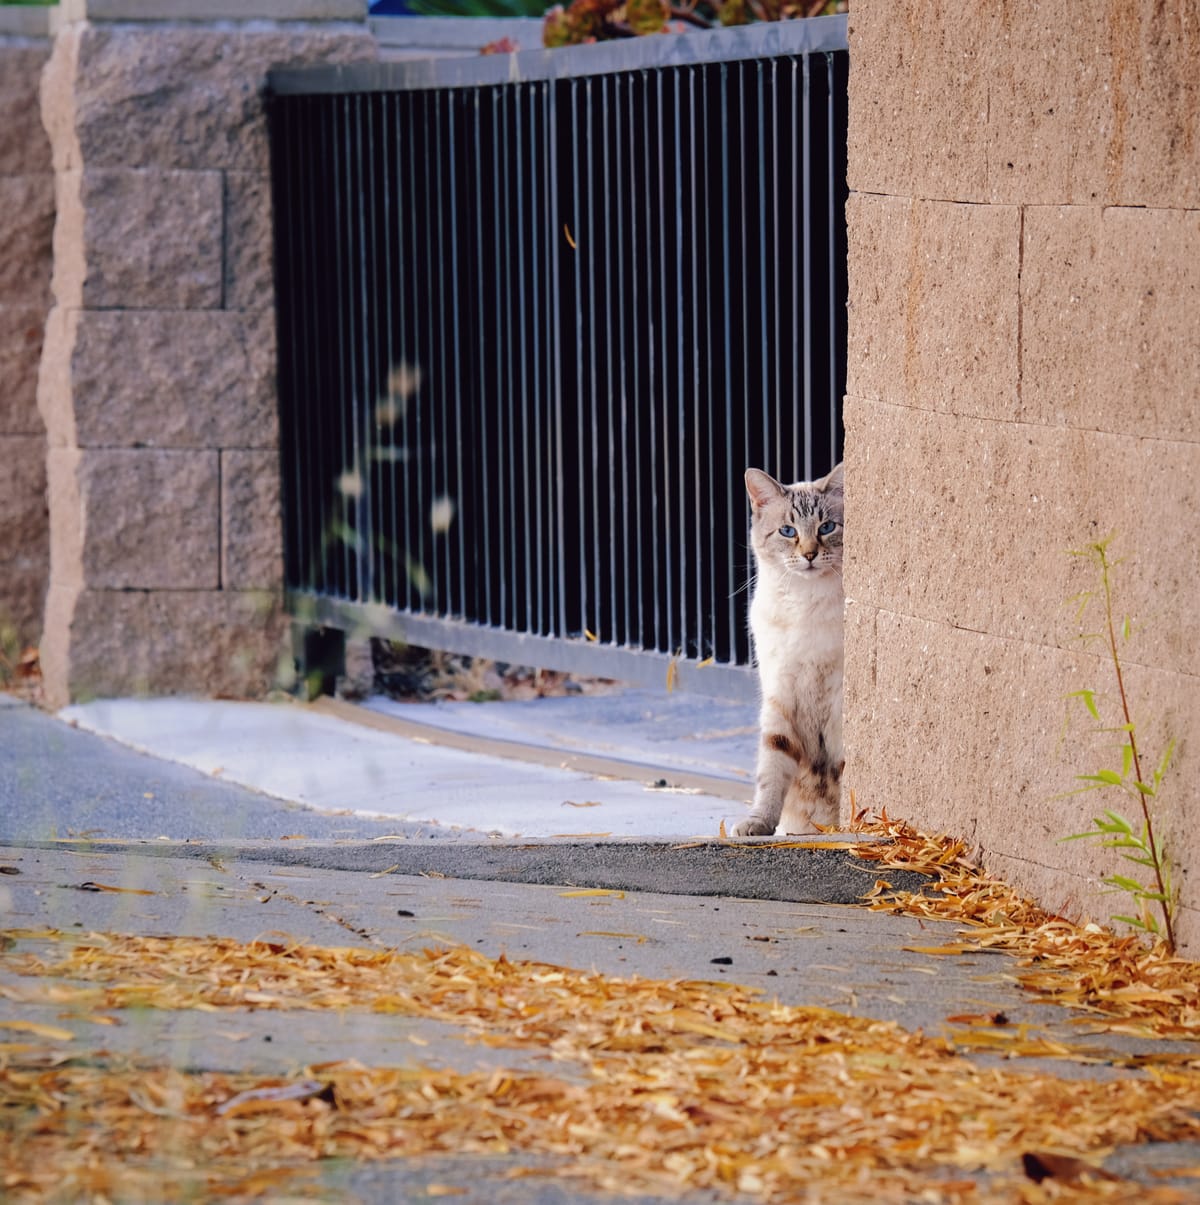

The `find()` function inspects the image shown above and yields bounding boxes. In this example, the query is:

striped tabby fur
[732,463,844,837]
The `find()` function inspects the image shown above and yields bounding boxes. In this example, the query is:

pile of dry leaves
[851,812,1200,1040]
[3,817,1200,1202]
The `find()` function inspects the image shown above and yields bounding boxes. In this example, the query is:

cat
[731,462,844,836]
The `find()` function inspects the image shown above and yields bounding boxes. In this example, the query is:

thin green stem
[1097,545,1175,952]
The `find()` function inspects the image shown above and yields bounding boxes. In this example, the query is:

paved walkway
[3,693,1199,1200]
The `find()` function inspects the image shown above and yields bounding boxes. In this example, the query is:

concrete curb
[5,836,930,905]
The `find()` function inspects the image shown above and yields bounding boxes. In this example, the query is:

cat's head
[745,463,844,581]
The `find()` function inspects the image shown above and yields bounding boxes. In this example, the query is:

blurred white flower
[337,469,364,499]
[430,495,456,534]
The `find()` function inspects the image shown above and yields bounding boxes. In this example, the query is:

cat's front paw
[730,816,777,838]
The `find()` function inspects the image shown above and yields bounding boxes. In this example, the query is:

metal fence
[268,17,848,700]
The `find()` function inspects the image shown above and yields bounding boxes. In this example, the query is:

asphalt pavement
[3,693,1200,1201]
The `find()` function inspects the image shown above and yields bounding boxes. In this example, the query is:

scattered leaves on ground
[850,812,1200,1039]
[4,813,1200,1201]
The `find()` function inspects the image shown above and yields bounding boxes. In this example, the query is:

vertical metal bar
[801,52,813,482]
[653,69,667,655]
[569,81,586,638]
[447,91,466,621]
[381,94,397,609]
[529,84,545,636]
[632,75,645,650]
[602,75,617,646]
[355,94,374,603]
[583,77,599,642]
[548,80,566,639]
[673,67,686,659]
[719,64,736,662]
[290,99,309,596]
[613,74,629,648]
[431,90,447,615]
[770,59,781,480]
[513,86,529,635]
[330,97,350,597]
[756,61,770,472]
[399,93,414,612]
[790,58,800,485]
[688,67,703,661]
[826,51,839,470]
[493,87,508,628]
[698,70,715,660]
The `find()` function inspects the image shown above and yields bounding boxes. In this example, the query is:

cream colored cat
[732,463,844,836]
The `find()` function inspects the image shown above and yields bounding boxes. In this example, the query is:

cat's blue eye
[778,525,797,539]
[818,520,837,536]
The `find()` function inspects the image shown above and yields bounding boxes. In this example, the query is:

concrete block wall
[0,10,55,653]
[34,0,377,706]
[843,1,1200,948]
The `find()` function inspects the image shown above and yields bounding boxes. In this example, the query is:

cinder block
[221,449,283,590]
[0,434,49,644]
[40,583,288,706]
[846,194,1020,419]
[50,168,222,310]
[847,0,992,200]
[1022,205,1200,442]
[63,309,277,448]
[224,171,275,312]
[850,1,1200,208]
[0,44,53,177]
[843,396,1200,679]
[985,4,1200,206]
[0,175,55,305]
[843,604,1200,953]
[52,23,375,173]
[0,304,48,435]
[73,448,220,589]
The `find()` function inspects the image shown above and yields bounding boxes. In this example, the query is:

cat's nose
[802,547,818,563]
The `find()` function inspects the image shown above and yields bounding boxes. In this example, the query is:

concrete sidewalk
[3,840,1200,1202]
[59,689,758,839]
[4,695,1200,1200]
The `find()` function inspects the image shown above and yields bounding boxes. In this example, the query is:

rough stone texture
[40,308,277,449]
[844,398,1200,680]
[221,449,283,590]
[846,0,1200,948]
[51,169,223,310]
[843,603,1200,955]
[846,0,992,200]
[0,176,55,305]
[0,435,49,643]
[1021,205,1200,441]
[849,1,1200,209]
[45,23,377,174]
[224,172,275,312]
[71,449,221,590]
[0,33,53,652]
[37,12,375,704]
[0,44,51,178]
[0,305,47,435]
[845,195,1020,420]
[40,584,289,707]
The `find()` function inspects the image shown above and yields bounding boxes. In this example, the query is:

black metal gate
[268,17,848,699]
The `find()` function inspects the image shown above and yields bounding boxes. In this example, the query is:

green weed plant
[1061,537,1176,952]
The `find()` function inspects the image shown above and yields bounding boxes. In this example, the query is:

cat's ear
[745,468,785,509]
[819,462,844,497]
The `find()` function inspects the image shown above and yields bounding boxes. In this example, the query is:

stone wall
[843,1,1200,948]
[0,9,55,656]
[35,0,377,706]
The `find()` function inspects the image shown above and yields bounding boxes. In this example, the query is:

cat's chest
[749,574,843,668]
